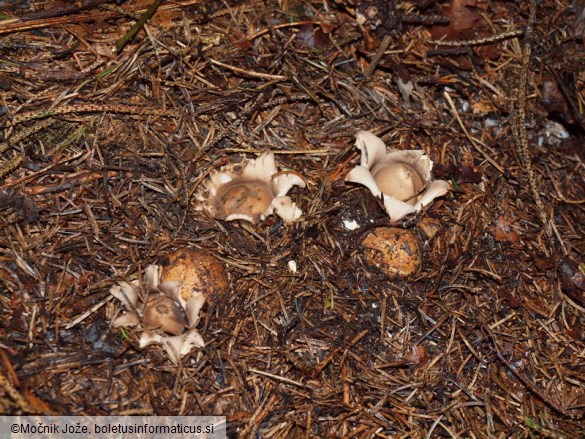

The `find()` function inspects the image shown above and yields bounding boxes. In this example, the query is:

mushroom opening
[214,179,275,221]
[371,161,424,205]
[142,295,187,335]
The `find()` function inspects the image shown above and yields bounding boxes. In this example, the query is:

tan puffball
[363,227,421,278]
[159,248,229,306]
[142,295,187,335]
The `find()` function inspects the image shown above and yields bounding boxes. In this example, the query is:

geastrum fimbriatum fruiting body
[346,131,450,221]
[109,248,229,364]
[198,152,306,224]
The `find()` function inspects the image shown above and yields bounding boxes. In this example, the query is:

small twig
[19,0,115,21]
[1,103,177,127]
[328,151,358,182]
[430,29,524,46]
[509,0,547,226]
[240,20,314,43]
[116,0,163,52]
[0,0,201,36]
[23,171,118,195]
[365,35,392,78]
[207,58,288,81]
[248,368,311,389]
[65,297,112,330]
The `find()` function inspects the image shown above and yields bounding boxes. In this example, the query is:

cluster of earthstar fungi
[109,131,450,362]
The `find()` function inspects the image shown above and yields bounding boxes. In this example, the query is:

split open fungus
[109,248,228,364]
[346,131,450,221]
[198,152,306,225]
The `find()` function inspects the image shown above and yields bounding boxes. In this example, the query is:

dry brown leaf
[431,0,486,41]
[490,216,522,247]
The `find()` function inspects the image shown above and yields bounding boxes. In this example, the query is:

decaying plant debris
[0,0,584,436]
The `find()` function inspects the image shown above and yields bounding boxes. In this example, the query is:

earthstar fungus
[109,249,229,364]
[199,152,306,224]
[346,131,450,221]
[142,295,187,335]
